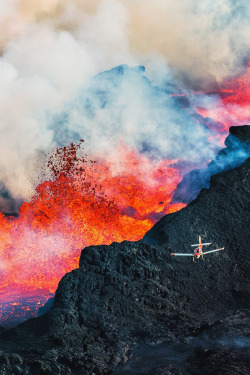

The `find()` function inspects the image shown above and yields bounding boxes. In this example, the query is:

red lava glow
[2,58,250,327]
[0,284,53,328]
[196,58,250,132]
[0,142,185,326]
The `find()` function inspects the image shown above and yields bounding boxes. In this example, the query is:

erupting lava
[0,141,185,327]
[1,57,250,327]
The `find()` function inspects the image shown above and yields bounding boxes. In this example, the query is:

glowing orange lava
[196,59,250,132]
[0,142,185,325]
[2,58,250,327]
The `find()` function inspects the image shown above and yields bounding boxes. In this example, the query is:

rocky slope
[0,133,249,374]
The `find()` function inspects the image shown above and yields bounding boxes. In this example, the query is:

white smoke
[126,0,250,87]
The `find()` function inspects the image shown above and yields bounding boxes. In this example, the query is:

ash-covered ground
[0,126,249,374]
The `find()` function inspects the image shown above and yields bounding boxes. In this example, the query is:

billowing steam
[0,0,250,206]
[2,0,250,85]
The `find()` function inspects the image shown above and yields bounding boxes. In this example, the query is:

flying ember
[0,141,185,327]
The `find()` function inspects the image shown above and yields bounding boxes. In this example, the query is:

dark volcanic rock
[114,310,250,375]
[172,125,250,204]
[229,124,250,144]
[0,160,249,373]
[0,182,20,216]
[38,297,54,317]
[145,157,250,250]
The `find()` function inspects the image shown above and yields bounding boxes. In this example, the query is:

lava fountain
[1,58,250,327]
[0,141,185,327]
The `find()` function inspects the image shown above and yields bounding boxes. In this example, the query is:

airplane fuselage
[194,245,203,259]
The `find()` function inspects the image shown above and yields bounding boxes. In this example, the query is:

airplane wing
[171,253,193,256]
[191,243,211,246]
[202,248,224,255]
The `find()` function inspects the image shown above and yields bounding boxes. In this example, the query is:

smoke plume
[0,0,249,203]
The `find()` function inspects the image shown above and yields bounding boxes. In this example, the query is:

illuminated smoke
[0,0,250,203]
[2,1,250,83]
[194,60,250,131]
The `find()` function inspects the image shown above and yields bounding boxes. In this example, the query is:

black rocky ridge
[0,127,249,374]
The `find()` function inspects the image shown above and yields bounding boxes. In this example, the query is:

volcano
[0,64,249,329]
[0,126,249,374]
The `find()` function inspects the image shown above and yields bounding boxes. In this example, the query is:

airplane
[171,236,224,261]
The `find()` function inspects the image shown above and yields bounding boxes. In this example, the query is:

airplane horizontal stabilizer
[191,242,211,246]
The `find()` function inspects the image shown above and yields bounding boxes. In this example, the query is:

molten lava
[2,57,250,327]
[196,59,250,131]
[0,142,185,326]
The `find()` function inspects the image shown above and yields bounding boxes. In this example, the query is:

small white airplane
[171,236,224,261]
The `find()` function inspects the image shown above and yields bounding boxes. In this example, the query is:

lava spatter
[0,141,185,326]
